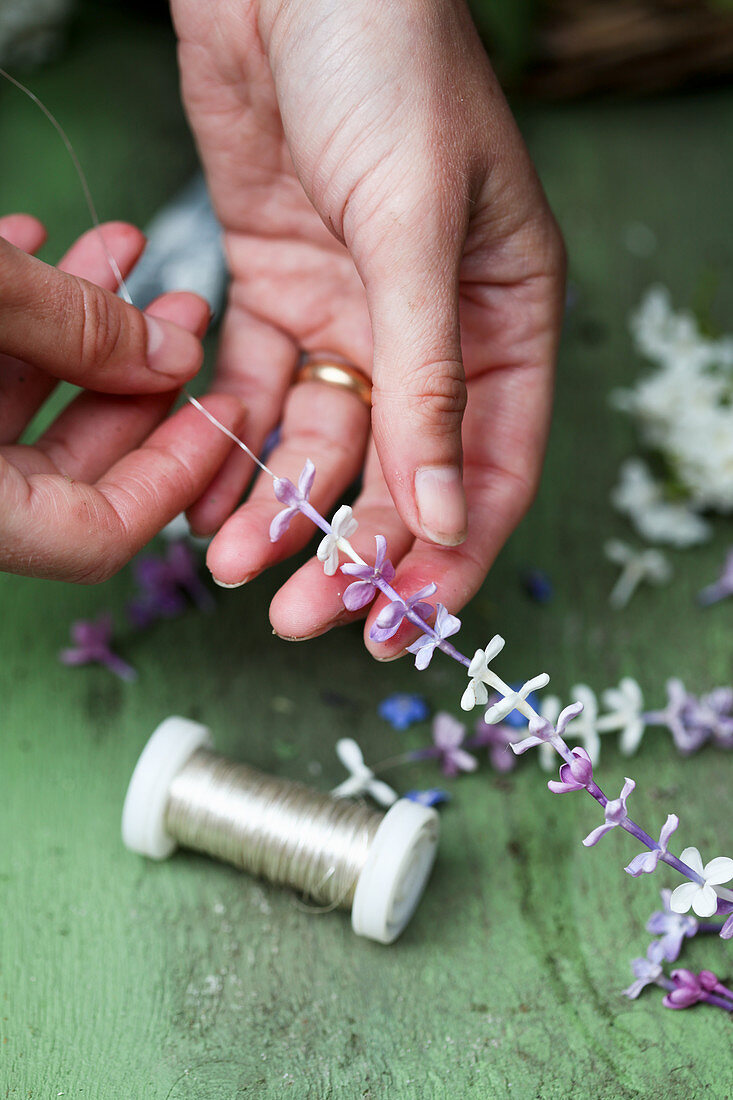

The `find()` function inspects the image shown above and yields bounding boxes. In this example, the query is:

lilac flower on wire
[547,745,594,793]
[646,889,698,962]
[663,969,733,1012]
[407,604,461,670]
[500,685,543,729]
[622,946,664,1000]
[369,583,437,644]
[483,673,550,725]
[340,535,395,611]
[625,814,679,877]
[583,777,635,847]
[317,505,359,576]
[416,712,477,777]
[59,614,136,682]
[511,701,584,758]
[405,788,451,808]
[697,548,733,606]
[377,692,430,731]
[669,847,733,918]
[269,459,316,542]
[460,637,505,711]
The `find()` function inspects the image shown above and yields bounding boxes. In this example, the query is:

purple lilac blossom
[59,614,136,682]
[405,788,451,807]
[470,718,520,773]
[547,746,594,793]
[424,713,477,777]
[377,692,430,731]
[625,814,679,877]
[406,604,461,670]
[583,777,635,846]
[129,541,213,627]
[369,583,437,644]
[697,548,733,606]
[269,459,316,542]
[622,948,663,999]
[646,889,698,962]
[663,969,733,1011]
[511,701,584,756]
[340,536,395,611]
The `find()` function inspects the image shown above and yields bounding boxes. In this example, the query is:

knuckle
[409,359,467,427]
[74,282,124,374]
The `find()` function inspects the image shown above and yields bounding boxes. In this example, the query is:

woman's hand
[172,0,565,655]
[0,214,245,581]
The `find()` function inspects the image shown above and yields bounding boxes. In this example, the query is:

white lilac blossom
[605,540,672,609]
[612,288,733,515]
[597,678,646,756]
[669,848,733,919]
[317,505,359,576]
[331,738,398,807]
[340,536,395,611]
[610,459,711,548]
[582,777,635,847]
[460,636,506,711]
[270,459,316,542]
[625,815,679,877]
[407,604,462,670]
[369,583,437,644]
[483,673,550,725]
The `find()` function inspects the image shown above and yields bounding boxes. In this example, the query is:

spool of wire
[122,717,440,944]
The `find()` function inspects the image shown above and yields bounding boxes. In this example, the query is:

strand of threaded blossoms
[183,405,733,941]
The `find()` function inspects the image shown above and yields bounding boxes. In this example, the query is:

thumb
[360,197,468,547]
[0,237,204,392]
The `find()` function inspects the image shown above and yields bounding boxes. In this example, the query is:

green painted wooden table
[1,8,732,1098]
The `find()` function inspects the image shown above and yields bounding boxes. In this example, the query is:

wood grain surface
[1,6,732,1098]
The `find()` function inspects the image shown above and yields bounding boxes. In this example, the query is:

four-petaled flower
[340,535,395,611]
[622,947,663,1000]
[625,814,678,877]
[331,738,398,806]
[511,701,584,757]
[377,692,430,731]
[670,847,733,918]
[483,673,550,725]
[547,746,594,793]
[583,777,635,847]
[317,505,358,576]
[59,614,137,682]
[460,636,505,711]
[599,678,646,756]
[428,713,478,777]
[407,604,462,670]
[270,459,316,542]
[369,583,437,644]
[645,889,698,962]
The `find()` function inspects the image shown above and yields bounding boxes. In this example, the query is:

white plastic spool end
[351,798,440,945]
[121,715,212,860]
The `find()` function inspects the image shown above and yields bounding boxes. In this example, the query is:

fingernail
[414,465,467,546]
[144,314,200,378]
[211,573,254,589]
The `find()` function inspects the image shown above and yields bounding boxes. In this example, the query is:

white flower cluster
[612,287,733,514]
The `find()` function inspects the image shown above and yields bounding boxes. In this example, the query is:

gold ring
[295,356,372,407]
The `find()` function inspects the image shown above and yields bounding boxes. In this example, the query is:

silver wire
[164,750,384,910]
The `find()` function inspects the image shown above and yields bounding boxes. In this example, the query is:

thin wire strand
[184,394,275,479]
[0,67,133,305]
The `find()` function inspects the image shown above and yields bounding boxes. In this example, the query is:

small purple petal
[583,822,615,847]
[720,915,733,940]
[273,476,300,508]
[342,580,378,611]
[625,850,661,877]
[270,507,295,542]
[298,458,316,498]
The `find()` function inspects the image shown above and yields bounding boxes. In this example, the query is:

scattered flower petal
[405,788,450,808]
[377,692,430,731]
[331,738,398,807]
[59,614,136,682]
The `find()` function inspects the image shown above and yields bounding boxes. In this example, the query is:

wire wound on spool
[122,717,439,944]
